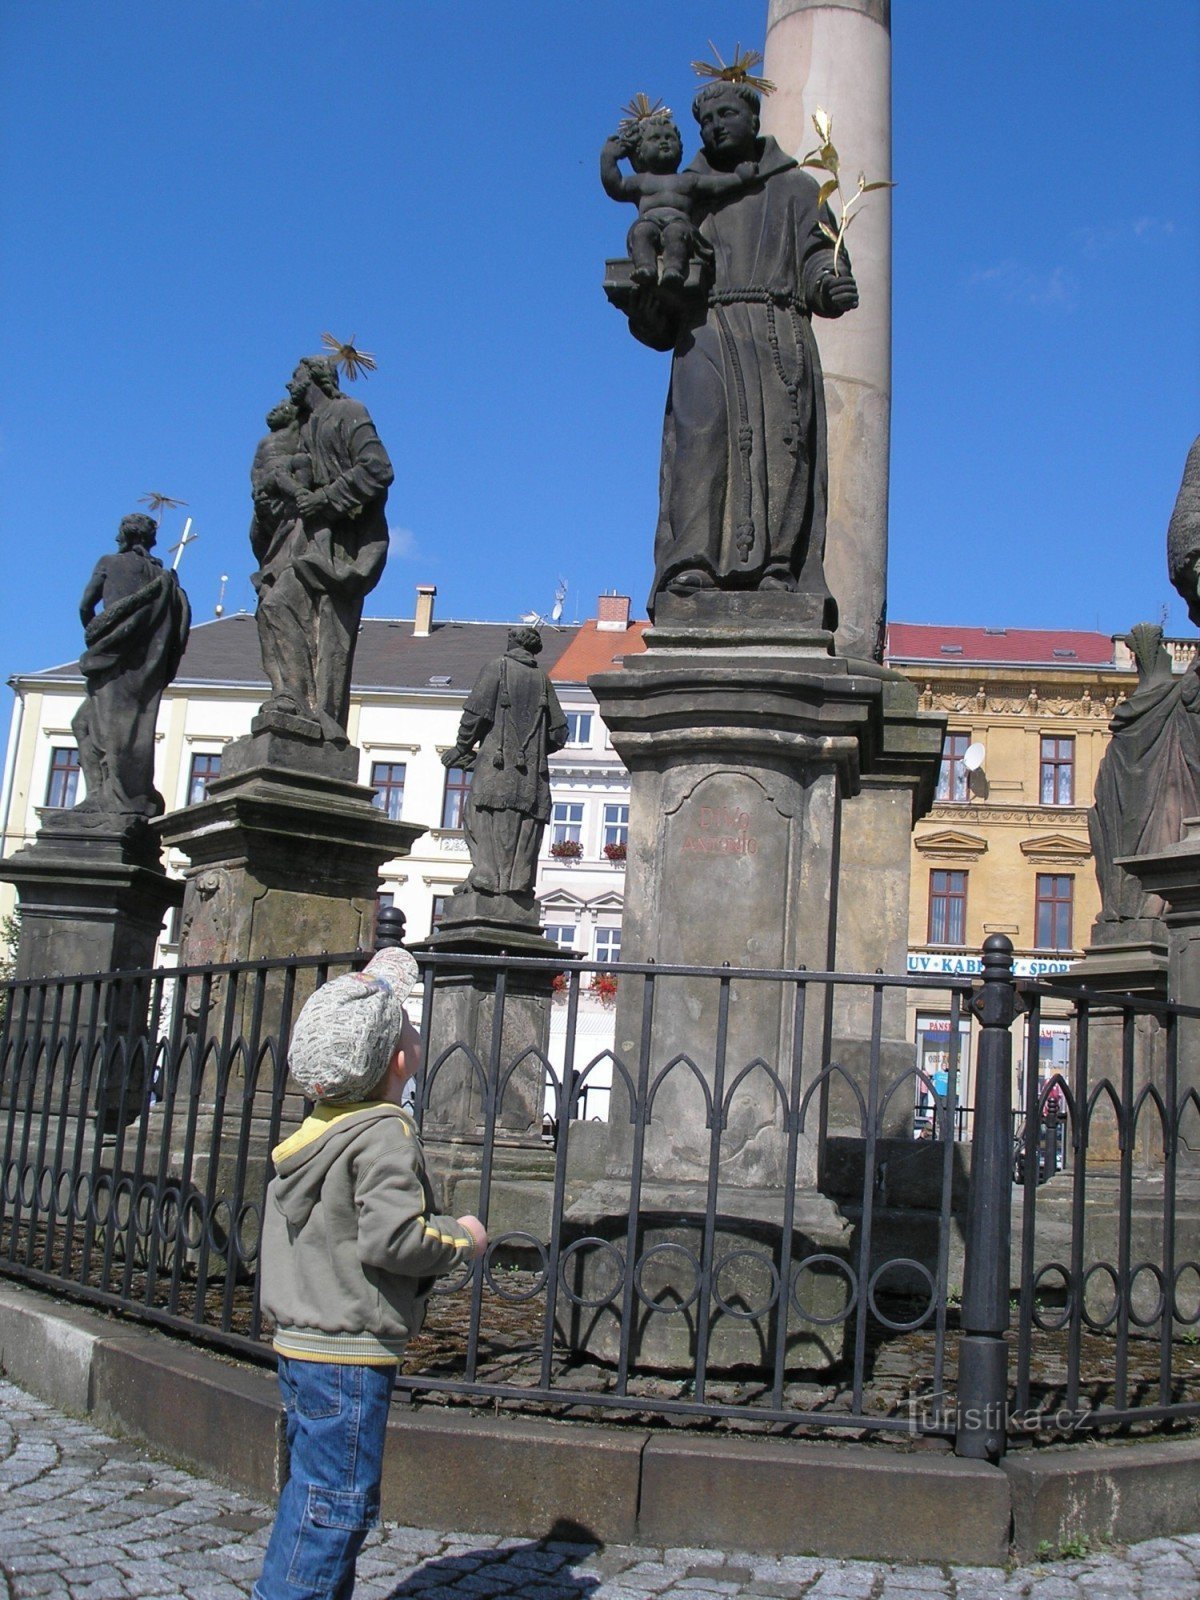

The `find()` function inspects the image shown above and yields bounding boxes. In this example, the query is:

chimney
[413,584,436,638]
[596,591,631,632]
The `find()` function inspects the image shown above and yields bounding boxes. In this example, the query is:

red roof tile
[886,622,1115,668]
[550,619,649,682]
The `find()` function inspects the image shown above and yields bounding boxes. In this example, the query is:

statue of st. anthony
[607,81,858,620]
[69,512,191,817]
[250,356,393,741]
[441,628,568,906]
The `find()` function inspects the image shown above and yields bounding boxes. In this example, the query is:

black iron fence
[1,936,1197,1457]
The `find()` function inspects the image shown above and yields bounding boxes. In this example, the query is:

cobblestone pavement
[2,1380,1199,1600]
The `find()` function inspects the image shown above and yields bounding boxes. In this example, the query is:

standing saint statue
[250,354,393,742]
[69,512,191,817]
[1089,437,1200,935]
[440,628,568,924]
[603,63,858,622]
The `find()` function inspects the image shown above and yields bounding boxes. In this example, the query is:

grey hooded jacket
[260,1100,476,1365]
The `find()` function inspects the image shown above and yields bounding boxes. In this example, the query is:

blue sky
[1,1,1197,681]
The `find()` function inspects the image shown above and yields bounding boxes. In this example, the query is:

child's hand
[458,1214,488,1259]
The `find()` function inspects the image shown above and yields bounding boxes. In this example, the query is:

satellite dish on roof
[963,742,986,772]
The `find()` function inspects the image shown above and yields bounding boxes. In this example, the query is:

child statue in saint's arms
[601,96,758,287]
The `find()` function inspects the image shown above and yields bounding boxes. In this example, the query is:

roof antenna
[214,574,229,618]
[169,517,197,571]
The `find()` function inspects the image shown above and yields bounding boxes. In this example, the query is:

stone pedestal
[0,811,183,1127]
[1056,923,1170,1168]
[153,723,424,1189]
[565,594,939,1369]
[413,922,566,1246]
[1119,823,1200,1171]
[155,722,423,981]
[830,669,944,1141]
[2,810,182,983]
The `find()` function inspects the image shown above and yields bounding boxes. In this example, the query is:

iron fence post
[956,934,1017,1460]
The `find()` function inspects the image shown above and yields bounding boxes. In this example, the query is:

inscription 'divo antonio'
[680,804,760,857]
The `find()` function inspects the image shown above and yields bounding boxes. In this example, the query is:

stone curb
[2,1278,1198,1563]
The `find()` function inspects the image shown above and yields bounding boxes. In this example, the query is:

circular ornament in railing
[70,1171,92,1223]
[37,1165,55,1211]
[866,1258,937,1332]
[790,1253,858,1326]
[111,1175,136,1234]
[133,1181,158,1239]
[482,1233,549,1301]
[633,1241,702,1315]
[1172,1260,1200,1325]
[90,1173,113,1227]
[556,1236,625,1309]
[1030,1261,1073,1331]
[19,1161,36,1208]
[155,1185,182,1245]
[180,1190,207,1252]
[1126,1261,1167,1328]
[54,1170,72,1215]
[1081,1261,1121,1331]
[233,1200,261,1264]
[711,1248,780,1320]
[207,1196,234,1255]
[3,1159,20,1205]
[431,1258,475,1296]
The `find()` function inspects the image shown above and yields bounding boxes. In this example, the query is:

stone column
[762,0,892,661]
[566,595,900,1369]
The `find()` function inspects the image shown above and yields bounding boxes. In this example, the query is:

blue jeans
[253,1357,395,1600]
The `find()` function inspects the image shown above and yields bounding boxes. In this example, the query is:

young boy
[253,946,487,1600]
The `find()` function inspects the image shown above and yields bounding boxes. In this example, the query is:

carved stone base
[0,809,182,983]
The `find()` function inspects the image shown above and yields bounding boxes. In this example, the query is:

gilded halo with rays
[620,92,670,125]
[690,41,776,96]
[138,492,188,526]
[320,332,378,382]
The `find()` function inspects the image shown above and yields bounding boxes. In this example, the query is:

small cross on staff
[168,519,197,570]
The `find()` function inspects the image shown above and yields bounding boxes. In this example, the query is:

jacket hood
[269,1102,411,1229]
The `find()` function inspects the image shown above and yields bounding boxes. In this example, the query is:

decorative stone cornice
[913,828,988,861]
[928,804,1090,827]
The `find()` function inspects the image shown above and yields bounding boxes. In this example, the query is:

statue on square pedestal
[601,56,859,622]
[69,512,191,818]
[438,628,568,933]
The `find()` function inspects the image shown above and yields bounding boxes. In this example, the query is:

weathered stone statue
[250,356,393,742]
[1090,440,1200,933]
[1089,625,1200,930]
[69,512,191,817]
[439,628,568,927]
[604,80,858,619]
[1168,434,1200,627]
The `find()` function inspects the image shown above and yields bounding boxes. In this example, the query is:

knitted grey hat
[288,947,420,1104]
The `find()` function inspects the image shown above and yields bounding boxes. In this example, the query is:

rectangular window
[441,766,472,830]
[1039,736,1074,806]
[564,712,593,746]
[602,803,629,849]
[187,751,222,806]
[551,802,584,846]
[935,732,970,803]
[543,924,578,952]
[430,894,450,933]
[593,926,622,965]
[1035,873,1074,950]
[928,870,967,946]
[370,760,407,821]
[914,1013,972,1130]
[45,746,81,809]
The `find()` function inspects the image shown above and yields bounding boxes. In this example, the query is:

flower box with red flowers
[603,842,627,863]
[550,839,584,860]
